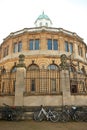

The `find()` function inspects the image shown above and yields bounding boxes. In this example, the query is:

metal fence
[0,72,16,95]
[0,70,87,96]
[70,71,87,94]
[25,69,60,95]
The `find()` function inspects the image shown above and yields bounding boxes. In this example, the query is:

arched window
[69,66,76,72]
[1,68,6,74]
[47,64,59,70]
[40,22,42,26]
[46,23,48,26]
[81,66,86,74]
[27,64,39,93]
[10,66,17,73]
[27,64,39,70]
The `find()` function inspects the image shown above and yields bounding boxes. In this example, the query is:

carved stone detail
[17,54,26,68]
[59,54,69,70]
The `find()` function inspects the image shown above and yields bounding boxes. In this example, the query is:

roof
[35,11,52,24]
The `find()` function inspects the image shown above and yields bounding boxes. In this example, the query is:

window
[65,41,69,52]
[11,66,17,73]
[65,41,73,53]
[3,46,9,57]
[69,43,73,53]
[35,39,39,50]
[29,39,33,50]
[78,46,83,56]
[13,41,22,53]
[51,78,56,92]
[48,64,59,70]
[28,64,39,70]
[40,22,42,26]
[31,79,35,91]
[69,66,76,72]
[81,66,86,74]
[18,41,22,52]
[13,81,15,92]
[48,39,52,50]
[29,39,39,50]
[46,23,48,26]
[47,39,58,50]
[53,40,58,50]
[2,82,5,93]
[70,85,77,93]
[1,68,6,74]
[14,42,18,53]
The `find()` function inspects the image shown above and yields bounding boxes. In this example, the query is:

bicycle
[2,103,23,121]
[33,105,59,122]
[74,107,87,122]
[59,106,79,122]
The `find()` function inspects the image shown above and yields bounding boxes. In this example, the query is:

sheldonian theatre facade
[0,12,87,107]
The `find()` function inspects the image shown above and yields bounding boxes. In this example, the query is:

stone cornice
[2,26,85,44]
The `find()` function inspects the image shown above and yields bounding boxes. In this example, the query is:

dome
[34,11,52,27]
[37,11,51,21]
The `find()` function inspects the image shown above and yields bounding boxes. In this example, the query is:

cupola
[34,11,52,27]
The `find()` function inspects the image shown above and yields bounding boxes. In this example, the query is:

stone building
[0,12,87,106]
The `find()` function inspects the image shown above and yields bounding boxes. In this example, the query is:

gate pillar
[14,54,26,106]
[59,54,71,106]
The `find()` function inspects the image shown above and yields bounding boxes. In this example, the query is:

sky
[0,0,87,44]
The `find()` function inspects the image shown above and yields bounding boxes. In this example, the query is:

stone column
[14,54,26,106]
[60,70,70,106]
[59,54,71,106]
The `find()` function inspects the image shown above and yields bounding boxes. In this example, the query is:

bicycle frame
[38,107,49,119]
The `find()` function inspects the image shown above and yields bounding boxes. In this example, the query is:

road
[0,120,87,130]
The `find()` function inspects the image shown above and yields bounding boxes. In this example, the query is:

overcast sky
[0,0,87,44]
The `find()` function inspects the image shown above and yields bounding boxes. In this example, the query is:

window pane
[65,41,69,52]
[35,39,39,50]
[48,39,52,50]
[6,46,9,55]
[51,79,56,92]
[70,85,77,93]
[2,82,5,93]
[40,22,42,26]
[11,67,17,73]
[13,80,16,92]
[28,64,39,70]
[48,64,58,70]
[29,40,33,50]
[14,43,18,53]
[69,43,73,53]
[53,40,58,50]
[31,79,35,91]
[18,41,22,52]
[81,48,83,56]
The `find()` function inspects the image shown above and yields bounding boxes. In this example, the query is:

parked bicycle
[33,105,59,122]
[1,103,23,121]
[59,105,79,122]
[74,108,87,122]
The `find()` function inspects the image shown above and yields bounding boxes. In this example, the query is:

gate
[70,71,87,94]
[25,69,60,95]
[0,72,16,95]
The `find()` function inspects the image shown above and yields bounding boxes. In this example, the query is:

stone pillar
[60,70,71,106]
[14,54,26,106]
[59,54,71,106]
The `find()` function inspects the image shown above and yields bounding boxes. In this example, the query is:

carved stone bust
[17,54,26,68]
[59,54,69,70]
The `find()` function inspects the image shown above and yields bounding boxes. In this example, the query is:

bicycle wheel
[7,113,14,121]
[74,111,82,122]
[33,111,44,122]
[50,111,59,122]
[60,112,69,122]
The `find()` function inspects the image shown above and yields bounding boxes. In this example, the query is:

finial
[42,11,44,15]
